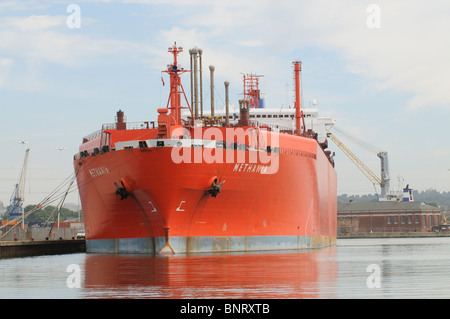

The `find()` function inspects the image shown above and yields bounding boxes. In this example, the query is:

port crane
[6,148,30,225]
[326,126,391,200]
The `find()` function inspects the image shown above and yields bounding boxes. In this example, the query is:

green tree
[24,205,82,224]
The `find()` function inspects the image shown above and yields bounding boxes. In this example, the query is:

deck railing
[82,119,297,143]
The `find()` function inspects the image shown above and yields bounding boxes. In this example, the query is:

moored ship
[74,43,337,254]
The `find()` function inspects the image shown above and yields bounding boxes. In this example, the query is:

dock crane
[326,127,391,200]
[6,148,30,225]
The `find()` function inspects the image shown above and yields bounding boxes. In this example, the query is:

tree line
[8,205,83,224]
[338,189,450,208]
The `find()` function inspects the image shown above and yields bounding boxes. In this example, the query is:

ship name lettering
[233,163,267,174]
[89,166,110,178]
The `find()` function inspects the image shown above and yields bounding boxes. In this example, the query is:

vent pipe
[192,48,199,119]
[224,81,230,127]
[238,99,249,126]
[293,61,305,134]
[209,65,215,117]
[198,48,203,119]
[116,109,126,130]
[189,49,194,116]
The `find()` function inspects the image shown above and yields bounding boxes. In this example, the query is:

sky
[1,0,450,207]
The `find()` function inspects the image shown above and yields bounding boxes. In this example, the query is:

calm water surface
[2,237,450,299]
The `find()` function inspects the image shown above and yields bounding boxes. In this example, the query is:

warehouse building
[337,200,442,235]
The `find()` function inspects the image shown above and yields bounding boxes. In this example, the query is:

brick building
[337,201,442,234]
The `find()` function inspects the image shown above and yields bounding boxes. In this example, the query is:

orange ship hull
[74,44,337,254]
[74,127,337,254]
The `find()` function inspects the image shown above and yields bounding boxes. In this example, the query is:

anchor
[114,180,130,200]
[206,179,225,198]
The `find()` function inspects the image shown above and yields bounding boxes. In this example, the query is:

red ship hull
[74,127,337,254]
[74,44,337,254]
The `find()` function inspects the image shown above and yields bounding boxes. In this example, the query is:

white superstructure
[184,105,335,144]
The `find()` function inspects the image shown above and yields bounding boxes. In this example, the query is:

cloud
[0,13,155,93]
[0,14,129,66]
[1,15,66,31]
[2,1,450,111]
[281,0,450,110]
[145,0,450,110]
[0,58,13,67]
[0,58,14,87]
[0,0,50,12]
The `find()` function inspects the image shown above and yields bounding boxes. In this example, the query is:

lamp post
[56,147,66,229]
[17,140,29,229]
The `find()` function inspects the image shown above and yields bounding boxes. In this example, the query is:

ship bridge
[183,106,335,144]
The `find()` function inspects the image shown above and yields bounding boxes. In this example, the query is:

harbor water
[1,237,450,299]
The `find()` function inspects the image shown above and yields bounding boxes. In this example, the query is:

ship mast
[243,73,264,108]
[163,43,192,125]
[293,61,306,134]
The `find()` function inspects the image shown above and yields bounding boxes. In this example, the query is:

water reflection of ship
[83,248,338,299]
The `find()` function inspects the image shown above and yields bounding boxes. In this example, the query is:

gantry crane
[327,128,390,200]
[6,148,30,222]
